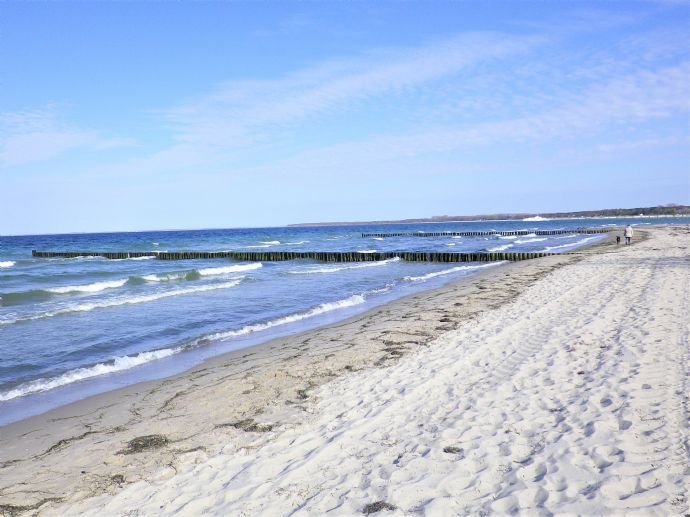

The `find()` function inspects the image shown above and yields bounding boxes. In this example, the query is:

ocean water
[0,217,685,424]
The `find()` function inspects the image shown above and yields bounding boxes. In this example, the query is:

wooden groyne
[362,228,613,238]
[30,251,157,260]
[32,250,558,263]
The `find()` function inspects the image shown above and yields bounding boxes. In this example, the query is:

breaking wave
[197,263,262,276]
[486,243,514,252]
[289,257,399,275]
[541,236,601,252]
[0,279,245,326]
[404,262,504,282]
[46,279,128,294]
[0,348,181,401]
[204,294,367,341]
[514,237,548,244]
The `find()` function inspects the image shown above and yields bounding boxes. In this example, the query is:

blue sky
[1,1,689,234]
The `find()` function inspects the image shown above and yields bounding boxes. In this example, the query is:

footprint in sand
[517,461,547,482]
[491,495,519,513]
[600,477,667,510]
[516,486,549,509]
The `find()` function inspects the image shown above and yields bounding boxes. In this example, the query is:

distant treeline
[290,205,690,227]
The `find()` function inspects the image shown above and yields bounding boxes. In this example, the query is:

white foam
[367,283,394,295]
[452,236,463,239]
[108,256,156,262]
[197,263,262,276]
[46,279,129,294]
[486,243,514,252]
[523,216,549,221]
[499,235,518,240]
[514,237,548,244]
[286,241,309,245]
[0,348,181,401]
[259,241,281,245]
[289,257,400,275]
[446,243,456,247]
[46,256,106,262]
[246,244,271,248]
[372,237,384,241]
[208,294,366,340]
[541,236,600,252]
[0,279,244,326]
[358,250,376,253]
[0,261,16,268]
[404,262,504,282]
[140,272,188,283]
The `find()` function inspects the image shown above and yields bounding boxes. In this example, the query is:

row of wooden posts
[31,250,559,262]
[361,228,612,238]
[31,228,612,263]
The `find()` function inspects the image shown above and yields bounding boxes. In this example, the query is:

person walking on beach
[624,225,634,245]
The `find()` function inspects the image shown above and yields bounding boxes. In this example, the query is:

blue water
[0,217,685,425]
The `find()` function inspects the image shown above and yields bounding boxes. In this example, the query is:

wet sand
[6,228,688,515]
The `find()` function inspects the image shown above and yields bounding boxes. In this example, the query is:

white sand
[30,227,688,516]
[2,227,687,516]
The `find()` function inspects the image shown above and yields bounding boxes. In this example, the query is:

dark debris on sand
[216,418,274,433]
[117,434,169,455]
[362,501,397,514]
[0,498,62,517]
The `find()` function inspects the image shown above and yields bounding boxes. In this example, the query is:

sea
[1,217,686,425]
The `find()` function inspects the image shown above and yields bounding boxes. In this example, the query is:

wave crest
[207,294,366,340]
[0,348,181,401]
[0,279,245,326]
[289,257,399,275]
[541,236,600,252]
[198,263,262,276]
[46,279,128,294]
[404,262,504,282]
[486,243,514,252]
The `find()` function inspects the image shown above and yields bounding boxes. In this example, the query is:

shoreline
[0,233,611,427]
[0,232,616,426]
[0,231,629,513]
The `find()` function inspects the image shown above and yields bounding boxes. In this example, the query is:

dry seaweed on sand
[216,418,274,433]
[117,434,169,455]
[362,501,397,514]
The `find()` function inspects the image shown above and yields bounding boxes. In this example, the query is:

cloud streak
[233,61,690,174]
[0,109,134,167]
[9,16,689,188]
[162,32,542,149]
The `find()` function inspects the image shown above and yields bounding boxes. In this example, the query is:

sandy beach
[1,226,688,516]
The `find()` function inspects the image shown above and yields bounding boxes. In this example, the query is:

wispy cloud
[0,109,135,167]
[239,60,690,172]
[597,135,690,153]
[12,15,688,186]
[79,31,541,181]
[162,32,542,149]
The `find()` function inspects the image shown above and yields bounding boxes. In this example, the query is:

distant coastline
[289,205,690,227]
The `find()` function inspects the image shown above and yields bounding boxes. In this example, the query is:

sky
[1,1,689,235]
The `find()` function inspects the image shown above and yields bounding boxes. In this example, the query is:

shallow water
[0,217,683,424]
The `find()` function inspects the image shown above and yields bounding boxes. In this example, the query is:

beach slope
[2,227,689,515]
